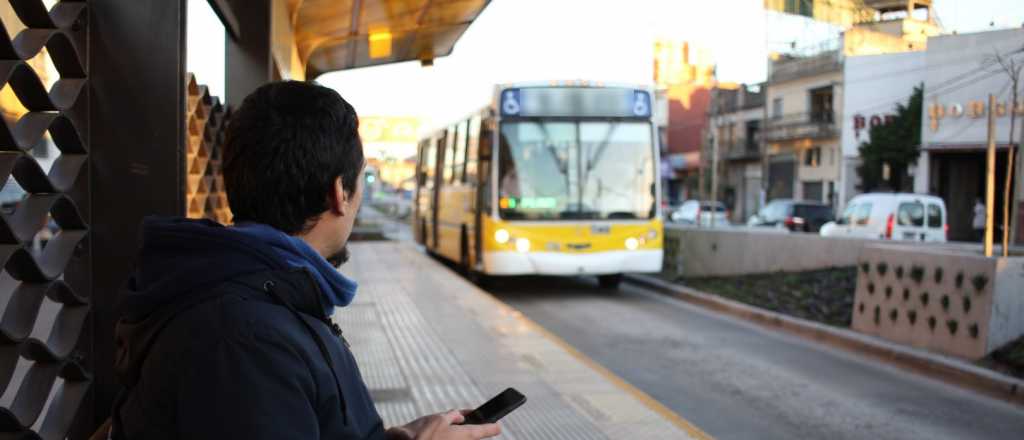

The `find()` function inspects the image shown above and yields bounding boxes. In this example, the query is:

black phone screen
[462,388,526,425]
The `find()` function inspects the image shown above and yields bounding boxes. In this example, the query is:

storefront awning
[287,0,491,78]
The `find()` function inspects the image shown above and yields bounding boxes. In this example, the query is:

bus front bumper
[483,250,663,276]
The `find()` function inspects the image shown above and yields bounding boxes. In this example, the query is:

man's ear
[331,177,351,216]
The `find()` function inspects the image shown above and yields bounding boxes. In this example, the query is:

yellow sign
[928,99,1024,131]
[359,116,420,143]
[368,30,393,59]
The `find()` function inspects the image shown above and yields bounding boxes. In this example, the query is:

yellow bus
[414,82,663,288]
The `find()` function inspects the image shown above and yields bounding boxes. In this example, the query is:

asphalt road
[488,276,1024,440]
[362,209,1024,439]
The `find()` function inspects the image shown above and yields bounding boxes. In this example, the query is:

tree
[857,85,923,192]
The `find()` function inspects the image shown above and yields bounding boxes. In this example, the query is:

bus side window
[417,141,428,187]
[454,121,467,183]
[443,129,454,183]
[479,124,493,213]
[425,138,437,190]
[465,116,481,184]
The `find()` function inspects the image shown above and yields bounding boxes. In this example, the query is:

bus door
[418,139,438,247]
[414,141,426,244]
[472,117,492,269]
[431,135,445,249]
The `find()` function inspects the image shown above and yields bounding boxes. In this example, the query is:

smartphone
[460,388,527,425]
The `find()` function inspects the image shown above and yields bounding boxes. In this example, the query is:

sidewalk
[335,242,706,439]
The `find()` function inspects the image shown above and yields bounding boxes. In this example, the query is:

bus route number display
[501,87,651,119]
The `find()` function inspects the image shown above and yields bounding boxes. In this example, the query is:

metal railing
[723,138,761,160]
[760,112,837,142]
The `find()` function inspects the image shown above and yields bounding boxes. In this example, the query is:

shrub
[920,292,930,307]
[940,295,950,311]
[963,297,972,314]
[947,320,959,336]
[877,262,889,276]
[955,271,964,288]
[889,309,898,322]
[895,266,904,279]
[969,323,979,339]
[928,316,937,331]
[907,310,918,325]
[934,267,944,284]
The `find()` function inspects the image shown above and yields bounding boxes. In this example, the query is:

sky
[186,0,1024,133]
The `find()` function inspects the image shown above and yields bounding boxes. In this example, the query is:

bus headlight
[625,237,639,250]
[515,238,531,253]
[495,229,510,244]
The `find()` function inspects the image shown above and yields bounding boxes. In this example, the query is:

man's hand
[385,410,501,440]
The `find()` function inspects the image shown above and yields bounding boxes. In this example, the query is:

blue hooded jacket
[112,217,385,440]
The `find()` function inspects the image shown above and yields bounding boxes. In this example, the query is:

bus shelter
[0,0,488,438]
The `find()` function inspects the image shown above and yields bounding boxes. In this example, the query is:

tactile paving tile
[333,302,407,393]
[374,399,420,428]
[340,242,699,440]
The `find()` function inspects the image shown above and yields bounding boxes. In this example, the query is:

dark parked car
[747,199,834,233]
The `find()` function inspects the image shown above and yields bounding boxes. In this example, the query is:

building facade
[654,40,715,204]
[840,50,927,208]
[709,84,765,222]
[763,49,844,205]
[914,28,1024,243]
[763,6,940,211]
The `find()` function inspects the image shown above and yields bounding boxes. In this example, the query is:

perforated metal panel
[0,1,90,439]
[185,73,231,224]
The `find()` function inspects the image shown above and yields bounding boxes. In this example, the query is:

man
[973,198,986,242]
[110,81,501,440]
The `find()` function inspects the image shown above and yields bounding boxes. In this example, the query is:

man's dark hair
[223,81,364,234]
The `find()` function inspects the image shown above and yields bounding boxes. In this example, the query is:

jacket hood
[114,216,296,387]
[117,217,290,322]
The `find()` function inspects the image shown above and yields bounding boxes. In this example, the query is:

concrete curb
[625,274,1024,407]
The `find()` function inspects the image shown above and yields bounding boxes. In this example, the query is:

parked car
[669,200,730,227]
[819,193,947,242]
[746,199,834,233]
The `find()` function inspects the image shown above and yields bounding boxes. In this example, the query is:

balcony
[723,138,761,161]
[760,112,837,143]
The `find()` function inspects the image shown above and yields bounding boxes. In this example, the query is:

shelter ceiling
[289,0,490,78]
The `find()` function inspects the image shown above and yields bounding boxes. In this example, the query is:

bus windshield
[497,120,656,220]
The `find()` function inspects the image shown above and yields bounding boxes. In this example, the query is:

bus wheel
[598,274,623,289]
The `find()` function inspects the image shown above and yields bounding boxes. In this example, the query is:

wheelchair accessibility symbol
[633,92,649,116]
[502,90,521,115]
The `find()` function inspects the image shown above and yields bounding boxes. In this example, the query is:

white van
[820,193,947,242]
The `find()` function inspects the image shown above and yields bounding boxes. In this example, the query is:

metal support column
[225,0,272,108]
[76,1,188,437]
